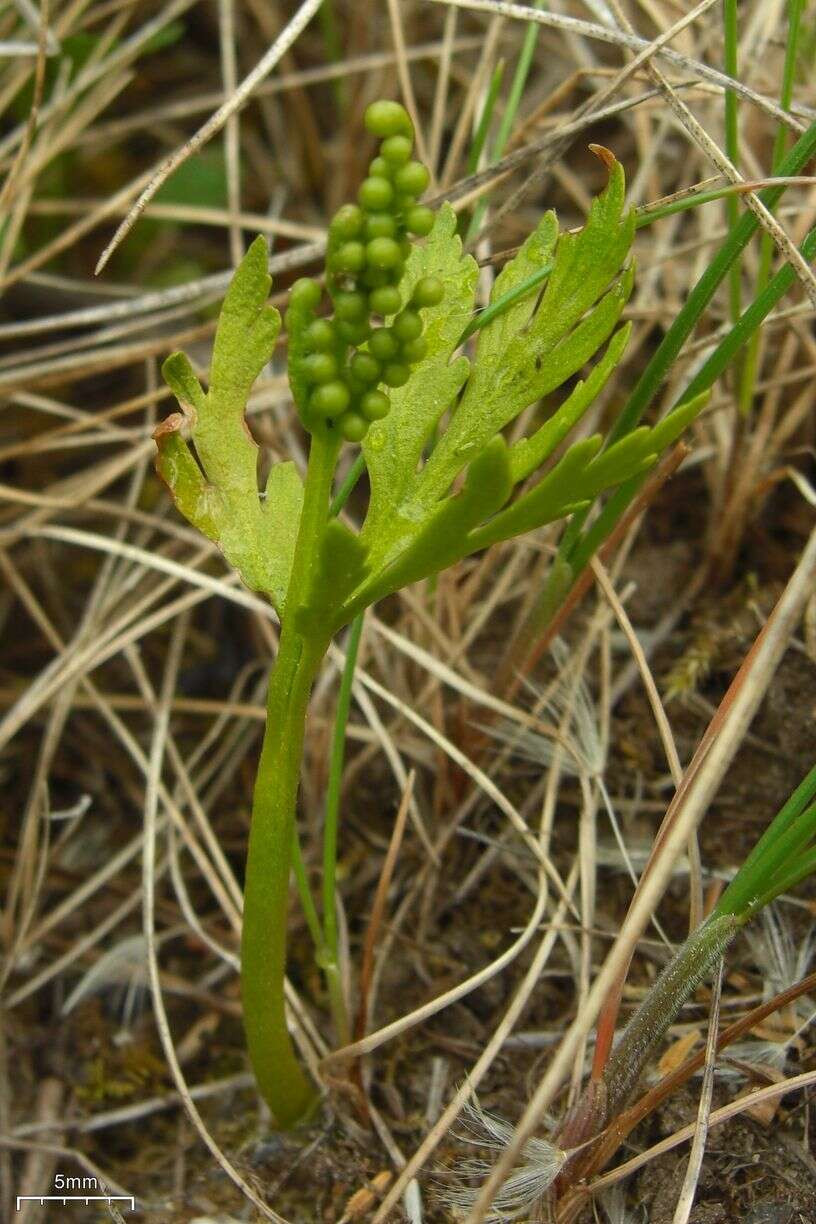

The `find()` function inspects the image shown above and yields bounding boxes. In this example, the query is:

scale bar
[16,1196,135,1210]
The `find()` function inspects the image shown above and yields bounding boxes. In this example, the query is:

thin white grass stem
[13,1074,255,1138]
[26,198,325,240]
[353,662,573,905]
[0,1139,133,1201]
[0,553,244,947]
[590,1066,816,1195]
[591,559,703,930]
[348,680,438,863]
[604,0,816,306]
[0,0,50,216]
[6,871,154,1009]
[386,0,430,168]
[218,0,243,267]
[95,0,323,272]
[428,0,810,132]
[325,855,549,1063]
[0,0,197,164]
[71,36,485,152]
[428,6,457,174]
[371,861,580,1223]
[672,957,723,1224]
[0,241,324,340]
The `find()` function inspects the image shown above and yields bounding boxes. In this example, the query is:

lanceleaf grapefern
[154,101,705,1127]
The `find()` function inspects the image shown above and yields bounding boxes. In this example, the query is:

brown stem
[500,442,689,705]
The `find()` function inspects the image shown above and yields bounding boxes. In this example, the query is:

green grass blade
[456,261,553,346]
[330,452,366,517]
[739,0,805,412]
[555,114,816,574]
[714,766,816,918]
[467,59,506,179]
[604,116,816,447]
[749,846,816,914]
[467,2,545,238]
[723,0,742,324]
[676,221,816,408]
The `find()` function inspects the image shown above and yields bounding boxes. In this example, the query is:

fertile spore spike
[285,99,437,443]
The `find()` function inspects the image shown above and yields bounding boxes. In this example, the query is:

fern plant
[154,100,705,1127]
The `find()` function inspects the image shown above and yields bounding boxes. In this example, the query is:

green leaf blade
[509,322,631,484]
[411,162,635,511]
[195,236,281,497]
[156,239,303,615]
[153,417,221,541]
[361,203,478,561]
[531,159,633,353]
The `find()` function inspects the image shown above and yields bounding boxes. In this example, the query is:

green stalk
[282,450,367,1045]
[723,0,742,324]
[600,913,739,1124]
[739,0,805,414]
[241,430,339,1126]
[320,610,364,1045]
[320,450,370,1042]
[468,60,506,179]
[467,1,545,239]
[463,60,506,242]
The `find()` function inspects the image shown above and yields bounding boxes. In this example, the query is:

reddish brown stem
[501,442,689,705]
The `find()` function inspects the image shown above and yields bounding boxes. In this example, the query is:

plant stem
[320,611,364,1046]
[558,912,738,1156]
[600,913,738,1123]
[240,429,339,1127]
